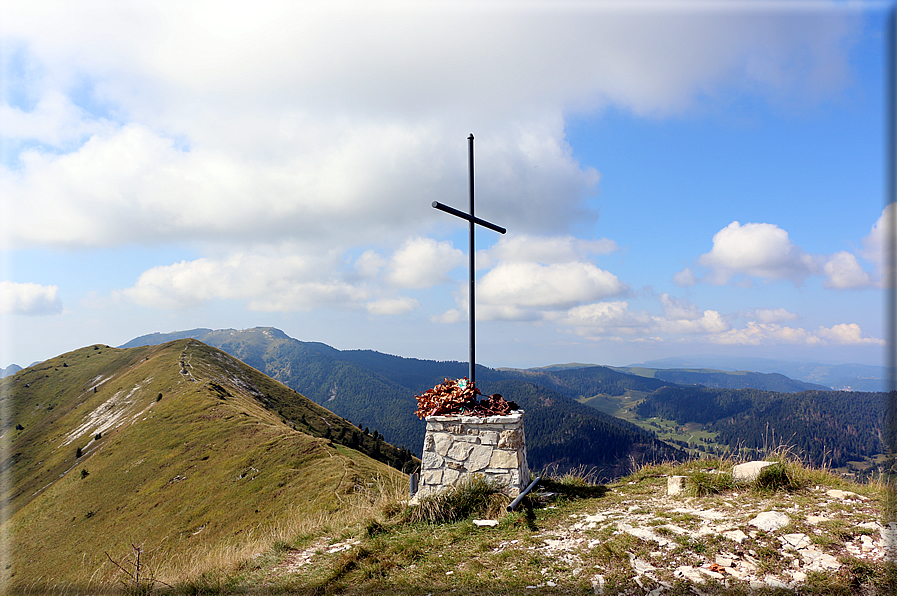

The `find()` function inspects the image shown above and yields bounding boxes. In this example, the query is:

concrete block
[668,475,687,496]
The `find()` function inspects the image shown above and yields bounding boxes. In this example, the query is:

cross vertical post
[468,134,476,385]
[432,134,507,385]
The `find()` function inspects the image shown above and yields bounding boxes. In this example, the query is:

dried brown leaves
[414,378,518,419]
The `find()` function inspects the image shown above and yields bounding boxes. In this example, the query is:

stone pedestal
[416,410,528,499]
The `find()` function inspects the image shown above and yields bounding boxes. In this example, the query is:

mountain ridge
[1,339,406,587]
[121,327,683,476]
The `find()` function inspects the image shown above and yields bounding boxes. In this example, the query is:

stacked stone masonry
[418,411,528,499]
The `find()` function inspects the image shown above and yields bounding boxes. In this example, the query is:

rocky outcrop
[529,477,886,592]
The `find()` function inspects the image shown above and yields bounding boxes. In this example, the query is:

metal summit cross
[432,134,506,385]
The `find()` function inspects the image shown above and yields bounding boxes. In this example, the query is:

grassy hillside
[0,340,404,589]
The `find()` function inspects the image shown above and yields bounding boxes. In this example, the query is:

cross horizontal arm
[431,201,507,234]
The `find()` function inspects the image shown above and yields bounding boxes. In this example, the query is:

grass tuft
[687,469,735,497]
[403,475,510,524]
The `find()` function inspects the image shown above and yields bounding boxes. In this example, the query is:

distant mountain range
[627,355,885,392]
[122,328,682,476]
[611,366,830,393]
[0,363,21,378]
[121,327,886,474]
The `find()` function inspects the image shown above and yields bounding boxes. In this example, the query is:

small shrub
[80,469,89,479]
[156,393,162,402]
[404,475,509,524]
[76,446,83,458]
[754,463,795,492]
[688,470,734,497]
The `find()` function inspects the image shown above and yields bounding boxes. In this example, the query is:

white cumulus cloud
[0,3,861,251]
[711,321,882,346]
[119,251,369,311]
[386,238,464,289]
[484,234,617,266]
[697,221,823,285]
[742,307,799,324]
[823,251,874,289]
[477,262,629,314]
[365,297,419,316]
[816,323,884,346]
[672,267,697,287]
[0,281,63,315]
[553,301,652,336]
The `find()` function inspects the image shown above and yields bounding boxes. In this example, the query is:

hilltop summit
[1,339,405,589]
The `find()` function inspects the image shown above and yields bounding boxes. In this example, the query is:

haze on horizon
[0,1,891,371]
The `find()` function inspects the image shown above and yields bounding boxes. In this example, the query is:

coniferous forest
[635,386,884,468]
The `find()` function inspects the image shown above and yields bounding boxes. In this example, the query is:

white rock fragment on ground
[473,519,498,527]
[616,522,672,547]
[325,538,359,554]
[762,575,791,589]
[798,546,841,571]
[715,554,735,567]
[697,566,725,580]
[882,522,897,557]
[826,489,865,500]
[732,461,775,481]
[723,529,749,544]
[630,556,657,575]
[750,511,790,532]
[674,566,706,583]
[781,533,811,549]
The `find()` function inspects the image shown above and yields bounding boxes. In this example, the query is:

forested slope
[636,386,884,467]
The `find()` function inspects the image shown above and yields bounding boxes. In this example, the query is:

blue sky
[0,1,891,370]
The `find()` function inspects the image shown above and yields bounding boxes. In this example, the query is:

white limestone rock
[733,461,775,482]
[722,529,749,544]
[750,511,790,532]
[781,533,811,549]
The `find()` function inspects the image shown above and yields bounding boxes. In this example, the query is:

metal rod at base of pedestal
[507,476,541,511]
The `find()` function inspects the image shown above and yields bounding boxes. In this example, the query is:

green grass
[1,340,405,589]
